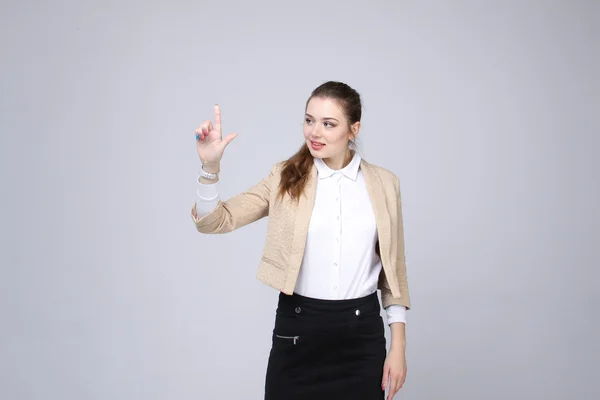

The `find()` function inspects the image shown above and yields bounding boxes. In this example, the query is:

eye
[324,121,336,128]
[305,118,313,124]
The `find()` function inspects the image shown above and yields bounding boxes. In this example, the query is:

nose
[310,124,321,138]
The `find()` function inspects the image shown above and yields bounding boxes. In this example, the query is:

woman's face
[303,97,359,167]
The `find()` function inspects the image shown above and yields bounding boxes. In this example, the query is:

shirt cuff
[385,304,407,325]
[195,180,220,217]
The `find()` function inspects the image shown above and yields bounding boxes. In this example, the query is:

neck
[323,149,354,170]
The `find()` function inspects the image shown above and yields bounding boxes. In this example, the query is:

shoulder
[361,158,400,189]
[263,160,288,187]
[271,160,286,172]
[267,160,286,178]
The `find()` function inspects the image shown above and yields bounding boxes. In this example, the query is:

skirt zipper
[276,335,299,344]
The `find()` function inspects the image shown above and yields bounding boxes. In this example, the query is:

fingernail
[195,134,199,140]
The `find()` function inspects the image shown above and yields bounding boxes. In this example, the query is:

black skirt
[264,291,386,400]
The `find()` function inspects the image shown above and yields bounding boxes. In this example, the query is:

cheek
[303,125,312,138]
[328,129,348,145]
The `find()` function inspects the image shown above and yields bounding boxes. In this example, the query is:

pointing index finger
[214,104,222,136]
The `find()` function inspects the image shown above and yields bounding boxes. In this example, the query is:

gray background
[1,0,598,399]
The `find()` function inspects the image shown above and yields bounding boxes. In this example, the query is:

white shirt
[195,153,407,325]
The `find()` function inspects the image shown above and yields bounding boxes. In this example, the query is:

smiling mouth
[311,140,325,145]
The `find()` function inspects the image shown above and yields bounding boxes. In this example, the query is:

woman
[191,81,410,400]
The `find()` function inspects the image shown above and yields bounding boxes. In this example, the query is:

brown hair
[277,81,362,203]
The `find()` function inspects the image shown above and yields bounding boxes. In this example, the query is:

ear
[350,121,361,140]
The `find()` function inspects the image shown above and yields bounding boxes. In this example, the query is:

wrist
[202,163,220,174]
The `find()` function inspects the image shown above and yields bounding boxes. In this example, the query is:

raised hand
[195,104,238,166]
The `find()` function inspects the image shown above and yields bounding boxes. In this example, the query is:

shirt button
[355,309,361,316]
[295,307,301,314]
[336,238,339,242]
[336,216,340,220]
[333,286,337,290]
[334,262,337,266]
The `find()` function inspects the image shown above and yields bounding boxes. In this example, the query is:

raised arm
[191,164,277,234]
[190,105,277,234]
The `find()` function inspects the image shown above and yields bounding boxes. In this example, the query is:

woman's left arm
[382,322,407,399]
[381,174,409,399]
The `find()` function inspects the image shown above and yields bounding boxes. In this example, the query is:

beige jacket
[190,159,410,309]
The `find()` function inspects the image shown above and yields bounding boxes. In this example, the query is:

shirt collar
[313,151,361,181]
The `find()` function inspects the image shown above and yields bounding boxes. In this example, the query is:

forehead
[306,97,345,119]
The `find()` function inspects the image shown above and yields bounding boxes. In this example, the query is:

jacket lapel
[289,163,318,271]
[361,160,392,269]
[287,160,391,279]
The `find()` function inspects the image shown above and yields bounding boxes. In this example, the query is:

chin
[308,148,328,159]
[308,149,320,158]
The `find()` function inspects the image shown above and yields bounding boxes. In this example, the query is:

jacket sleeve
[190,163,278,234]
[379,175,411,309]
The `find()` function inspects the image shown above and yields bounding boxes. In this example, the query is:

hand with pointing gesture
[195,105,238,167]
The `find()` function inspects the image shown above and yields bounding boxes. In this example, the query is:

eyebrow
[305,113,339,122]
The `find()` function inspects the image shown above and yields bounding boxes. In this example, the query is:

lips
[310,140,325,150]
